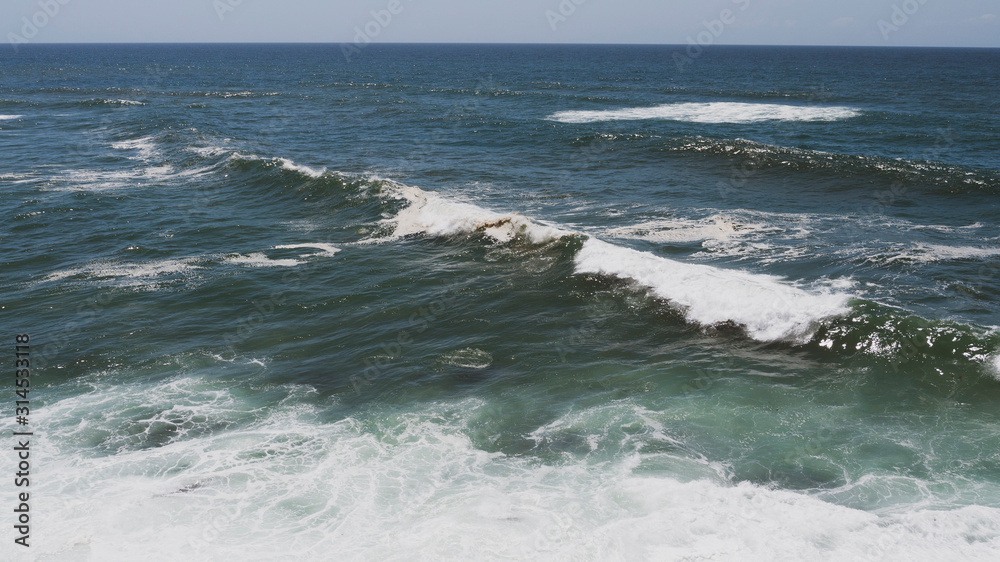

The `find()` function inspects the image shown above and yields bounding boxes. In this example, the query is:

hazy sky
[3,0,998,47]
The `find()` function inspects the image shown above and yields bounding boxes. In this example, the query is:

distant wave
[549,102,860,124]
[82,98,146,107]
[663,137,1000,192]
[0,114,23,120]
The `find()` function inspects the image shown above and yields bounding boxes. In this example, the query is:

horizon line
[12,41,1000,50]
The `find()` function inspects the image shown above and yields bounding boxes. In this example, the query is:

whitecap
[385,183,571,245]
[273,244,341,258]
[574,238,850,342]
[223,253,302,267]
[440,348,494,369]
[549,102,861,124]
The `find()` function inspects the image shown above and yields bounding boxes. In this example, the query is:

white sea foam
[187,145,231,157]
[91,98,145,106]
[386,184,571,244]
[883,243,1000,264]
[0,114,23,120]
[112,136,159,162]
[278,158,326,178]
[913,244,1000,262]
[604,215,805,265]
[603,215,788,245]
[225,153,327,178]
[549,102,861,124]
[991,355,1000,380]
[575,238,850,342]
[41,258,203,285]
[1,172,35,184]
[273,243,341,257]
[223,253,302,267]
[30,382,1000,561]
[51,167,177,191]
[440,348,494,369]
[40,248,318,288]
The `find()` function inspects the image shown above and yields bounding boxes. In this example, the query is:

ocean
[2,43,1000,560]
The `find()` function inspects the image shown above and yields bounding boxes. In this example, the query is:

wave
[383,183,571,244]
[375,181,851,343]
[0,114,23,120]
[575,239,849,342]
[226,152,328,179]
[368,179,999,367]
[812,300,1000,371]
[549,102,861,124]
[664,137,1000,193]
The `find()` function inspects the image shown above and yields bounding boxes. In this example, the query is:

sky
[2,0,998,48]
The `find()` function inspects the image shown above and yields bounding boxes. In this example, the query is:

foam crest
[0,114,23,120]
[273,243,341,257]
[549,102,861,124]
[575,238,850,342]
[386,184,571,244]
[111,136,160,162]
[223,253,302,267]
[278,158,326,178]
[226,153,330,179]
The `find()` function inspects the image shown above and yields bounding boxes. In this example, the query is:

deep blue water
[3,44,1000,560]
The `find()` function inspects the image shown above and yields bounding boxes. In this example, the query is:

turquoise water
[3,44,1000,560]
